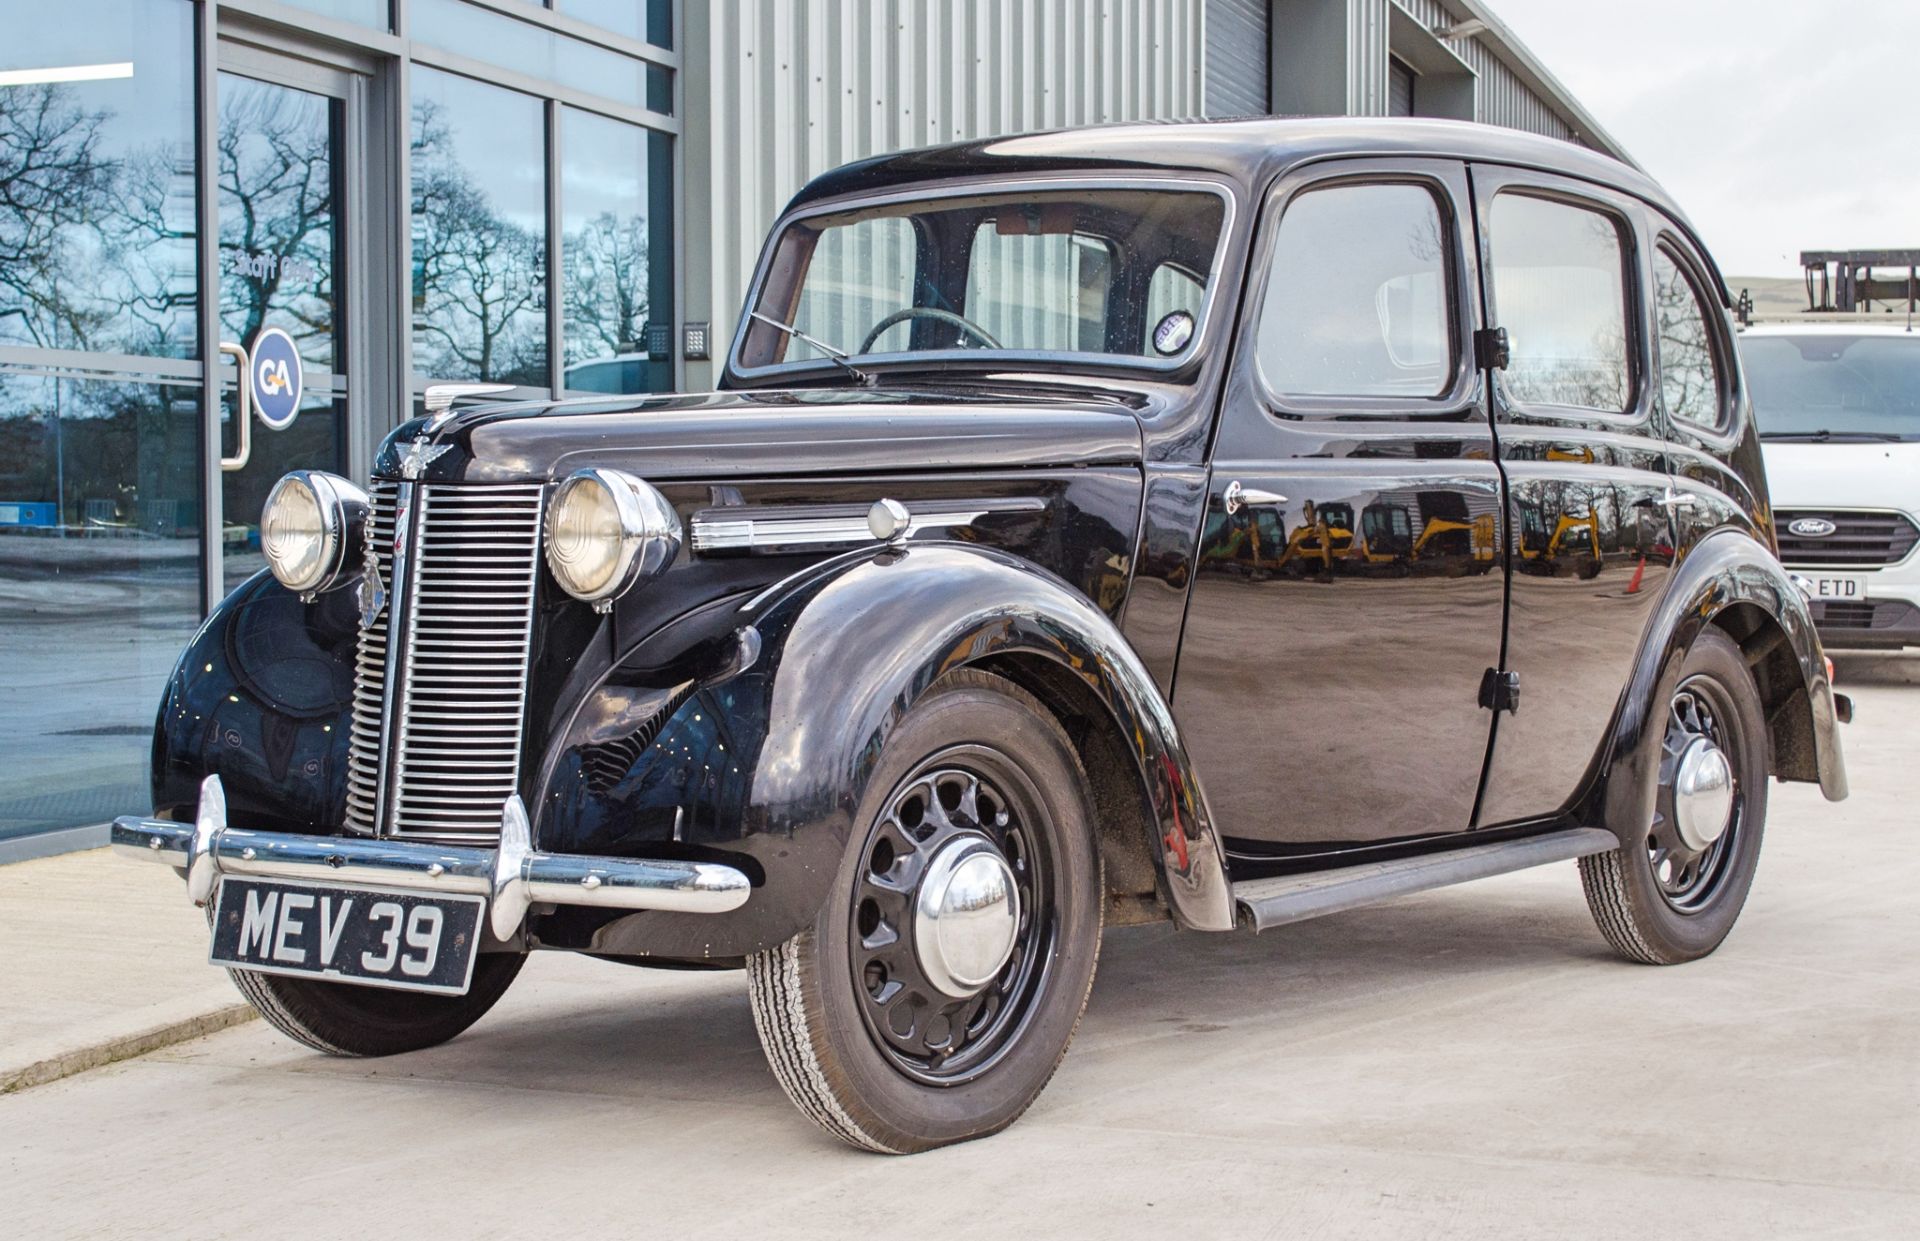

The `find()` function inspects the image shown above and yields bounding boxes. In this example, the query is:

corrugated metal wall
[1346,0,1389,116]
[1384,0,1577,141]
[1203,0,1268,117]
[686,0,1207,383]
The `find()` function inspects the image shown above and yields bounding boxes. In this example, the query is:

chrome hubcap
[913,837,1019,998]
[1671,737,1734,852]
[1650,680,1745,913]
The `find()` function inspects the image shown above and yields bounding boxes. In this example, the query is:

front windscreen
[1741,333,1920,441]
[738,187,1228,374]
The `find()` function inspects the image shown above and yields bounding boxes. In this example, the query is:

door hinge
[1474,326,1510,371]
[1478,668,1520,715]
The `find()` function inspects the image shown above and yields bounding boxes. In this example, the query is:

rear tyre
[747,669,1103,1153]
[226,952,525,1056]
[1581,628,1768,965]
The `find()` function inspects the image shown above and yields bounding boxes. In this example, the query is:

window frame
[1474,168,1651,430]
[1651,230,1739,440]
[726,174,1240,385]
[1245,158,1481,421]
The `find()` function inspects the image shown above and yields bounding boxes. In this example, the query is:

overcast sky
[1493,0,1918,279]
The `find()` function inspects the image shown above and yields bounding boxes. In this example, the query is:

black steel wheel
[747,668,1102,1153]
[849,752,1051,1085]
[1581,627,1769,965]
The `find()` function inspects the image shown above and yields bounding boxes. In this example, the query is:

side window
[1489,194,1633,413]
[966,227,1115,354]
[1257,182,1453,399]
[1653,245,1727,429]
[789,216,917,359]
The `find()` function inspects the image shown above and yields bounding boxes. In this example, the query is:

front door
[1467,166,1677,827]
[1177,160,1505,859]
[209,38,366,591]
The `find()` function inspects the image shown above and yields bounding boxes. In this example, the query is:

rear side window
[1653,246,1727,430]
[1257,182,1453,399]
[1489,194,1633,413]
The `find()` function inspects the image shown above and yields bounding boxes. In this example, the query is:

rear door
[1177,159,1504,855]
[1468,166,1678,827]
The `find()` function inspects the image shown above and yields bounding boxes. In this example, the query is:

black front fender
[150,571,360,829]
[534,542,1236,960]
[1584,529,1847,846]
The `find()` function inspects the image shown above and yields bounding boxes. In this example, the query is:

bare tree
[562,210,651,364]
[410,100,545,385]
[0,83,112,349]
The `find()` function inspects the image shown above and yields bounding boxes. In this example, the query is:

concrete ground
[1,654,1914,1239]
[0,851,253,1093]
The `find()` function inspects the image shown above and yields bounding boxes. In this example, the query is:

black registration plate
[210,877,484,996]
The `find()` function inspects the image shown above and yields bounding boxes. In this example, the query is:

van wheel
[1581,628,1768,964]
[225,953,525,1056]
[747,669,1102,1153]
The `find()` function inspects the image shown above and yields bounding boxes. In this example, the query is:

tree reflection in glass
[561,106,670,395]
[217,76,337,370]
[410,68,548,388]
[0,15,197,361]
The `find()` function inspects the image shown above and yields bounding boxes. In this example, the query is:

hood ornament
[397,435,452,480]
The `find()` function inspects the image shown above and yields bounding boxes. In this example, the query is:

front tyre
[748,669,1102,1153]
[1581,628,1769,965]
[227,952,525,1056]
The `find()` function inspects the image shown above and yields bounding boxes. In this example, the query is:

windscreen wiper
[1759,429,1904,443]
[748,311,874,386]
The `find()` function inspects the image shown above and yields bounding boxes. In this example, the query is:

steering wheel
[859,307,1002,354]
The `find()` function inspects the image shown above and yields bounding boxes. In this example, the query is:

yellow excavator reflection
[1518,500,1604,577]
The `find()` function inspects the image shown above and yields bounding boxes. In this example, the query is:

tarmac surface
[2,653,1914,1239]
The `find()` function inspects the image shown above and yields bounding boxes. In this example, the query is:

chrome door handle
[1656,488,1700,511]
[1224,480,1287,514]
[218,342,251,473]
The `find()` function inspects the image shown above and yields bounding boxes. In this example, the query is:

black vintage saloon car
[117,118,1849,1153]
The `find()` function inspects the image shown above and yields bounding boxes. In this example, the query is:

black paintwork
[149,118,1844,959]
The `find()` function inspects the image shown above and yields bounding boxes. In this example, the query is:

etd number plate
[1809,577,1860,599]
[209,877,484,996]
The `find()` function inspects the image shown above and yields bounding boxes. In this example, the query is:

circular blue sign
[250,326,303,430]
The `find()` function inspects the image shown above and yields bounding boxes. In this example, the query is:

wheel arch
[1581,528,1847,846]
[973,650,1173,927]
[554,542,1235,961]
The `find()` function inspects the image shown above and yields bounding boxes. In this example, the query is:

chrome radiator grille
[344,480,545,840]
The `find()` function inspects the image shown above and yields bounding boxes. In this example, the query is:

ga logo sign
[250,326,303,430]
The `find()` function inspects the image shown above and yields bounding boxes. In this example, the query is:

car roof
[785,115,1714,292]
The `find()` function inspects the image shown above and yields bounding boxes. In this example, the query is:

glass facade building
[1,0,1621,851]
[0,0,677,844]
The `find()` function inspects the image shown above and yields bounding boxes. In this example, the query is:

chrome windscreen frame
[725,174,1243,386]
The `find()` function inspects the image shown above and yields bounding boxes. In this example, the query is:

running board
[1232,827,1619,933]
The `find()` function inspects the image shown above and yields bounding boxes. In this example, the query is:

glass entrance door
[213,50,353,590]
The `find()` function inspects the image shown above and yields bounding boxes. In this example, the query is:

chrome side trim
[691,497,1044,555]
[115,777,750,940]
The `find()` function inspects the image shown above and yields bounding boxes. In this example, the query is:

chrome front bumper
[113,775,751,940]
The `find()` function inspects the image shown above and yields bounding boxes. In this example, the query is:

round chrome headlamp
[544,468,680,609]
[261,470,367,597]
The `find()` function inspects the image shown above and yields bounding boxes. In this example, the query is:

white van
[1740,323,1920,648]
